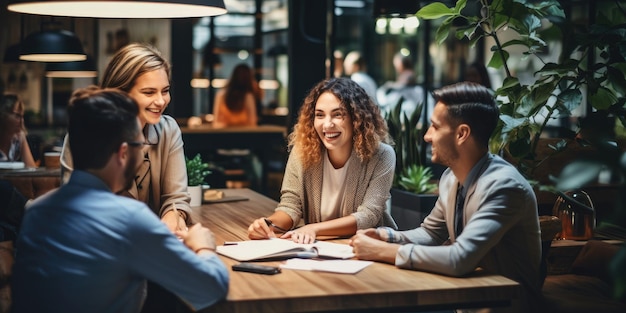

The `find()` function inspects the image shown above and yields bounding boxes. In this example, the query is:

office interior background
[0,0,611,181]
[0,0,530,128]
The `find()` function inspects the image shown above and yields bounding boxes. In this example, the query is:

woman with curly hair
[248,77,397,244]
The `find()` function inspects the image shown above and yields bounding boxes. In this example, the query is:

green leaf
[500,115,527,133]
[501,76,521,90]
[185,154,210,186]
[456,24,479,41]
[529,80,558,113]
[537,60,578,76]
[487,49,509,69]
[398,164,437,194]
[554,161,603,191]
[556,89,583,113]
[589,87,618,110]
[492,11,510,31]
[522,14,542,33]
[517,94,537,116]
[500,39,532,49]
[416,3,456,20]
[607,65,626,95]
[453,0,467,13]
[435,17,454,45]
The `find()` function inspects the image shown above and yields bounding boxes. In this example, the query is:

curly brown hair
[289,77,391,168]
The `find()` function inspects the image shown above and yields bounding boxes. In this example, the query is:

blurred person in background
[343,51,378,103]
[0,94,36,168]
[377,52,430,119]
[212,63,258,128]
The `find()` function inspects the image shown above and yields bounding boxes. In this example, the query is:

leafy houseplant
[398,164,438,194]
[417,0,626,182]
[385,96,427,188]
[185,154,210,207]
[385,97,439,230]
[185,153,210,186]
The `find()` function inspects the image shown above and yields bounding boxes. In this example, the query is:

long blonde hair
[100,43,171,91]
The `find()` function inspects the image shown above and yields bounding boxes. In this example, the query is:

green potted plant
[385,97,439,230]
[185,153,210,206]
[397,164,438,195]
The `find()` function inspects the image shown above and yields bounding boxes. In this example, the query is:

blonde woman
[248,77,397,244]
[61,43,189,232]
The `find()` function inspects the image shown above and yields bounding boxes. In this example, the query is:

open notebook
[216,239,355,261]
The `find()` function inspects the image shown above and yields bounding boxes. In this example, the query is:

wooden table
[181,125,287,194]
[192,189,521,313]
[0,167,61,199]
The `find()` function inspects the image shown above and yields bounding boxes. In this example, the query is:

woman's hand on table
[281,224,317,244]
[162,209,188,233]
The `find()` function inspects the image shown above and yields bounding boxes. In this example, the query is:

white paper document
[216,239,355,261]
[280,259,373,274]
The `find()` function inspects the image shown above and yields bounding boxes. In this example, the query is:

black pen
[264,218,289,232]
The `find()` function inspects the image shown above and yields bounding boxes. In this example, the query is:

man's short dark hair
[67,86,139,170]
[432,82,499,147]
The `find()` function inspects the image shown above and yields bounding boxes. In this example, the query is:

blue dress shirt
[12,170,228,313]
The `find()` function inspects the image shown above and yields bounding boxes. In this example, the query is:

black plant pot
[390,188,438,231]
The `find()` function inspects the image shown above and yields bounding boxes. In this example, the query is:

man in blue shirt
[12,87,229,312]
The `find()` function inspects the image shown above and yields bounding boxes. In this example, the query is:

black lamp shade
[8,0,227,18]
[20,29,86,62]
[373,0,420,17]
[46,56,97,78]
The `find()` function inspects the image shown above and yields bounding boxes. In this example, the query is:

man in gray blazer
[350,82,541,313]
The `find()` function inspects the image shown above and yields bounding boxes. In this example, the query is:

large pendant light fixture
[46,55,97,78]
[8,0,227,18]
[19,21,87,62]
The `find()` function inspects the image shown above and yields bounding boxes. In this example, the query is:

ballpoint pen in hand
[264,218,289,233]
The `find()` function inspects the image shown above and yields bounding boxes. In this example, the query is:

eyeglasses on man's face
[127,141,148,148]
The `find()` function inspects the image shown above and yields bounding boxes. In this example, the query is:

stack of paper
[216,239,355,261]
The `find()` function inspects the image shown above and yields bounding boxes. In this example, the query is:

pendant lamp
[46,55,97,78]
[8,0,227,18]
[20,28,86,62]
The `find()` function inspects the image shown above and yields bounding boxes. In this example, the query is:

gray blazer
[393,154,541,313]
[277,143,396,229]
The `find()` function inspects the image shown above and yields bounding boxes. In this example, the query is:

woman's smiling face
[314,92,353,155]
[127,69,171,128]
